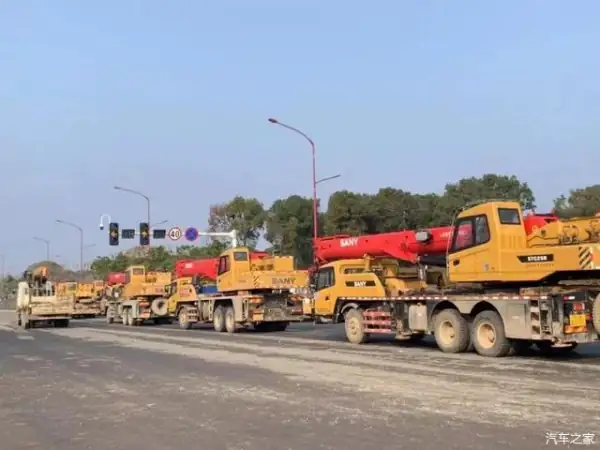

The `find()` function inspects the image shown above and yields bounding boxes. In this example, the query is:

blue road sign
[185,227,198,242]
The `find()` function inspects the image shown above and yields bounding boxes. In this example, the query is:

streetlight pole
[56,220,84,273]
[33,237,50,261]
[114,186,151,245]
[268,118,319,242]
[316,174,341,186]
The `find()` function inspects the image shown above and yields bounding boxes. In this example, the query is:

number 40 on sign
[545,432,595,445]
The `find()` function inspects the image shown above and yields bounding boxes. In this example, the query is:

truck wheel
[225,307,236,333]
[213,306,225,332]
[178,308,192,330]
[122,309,130,326]
[471,310,512,357]
[106,314,114,324]
[344,309,368,344]
[592,293,600,338]
[20,313,30,330]
[151,298,168,316]
[433,309,469,353]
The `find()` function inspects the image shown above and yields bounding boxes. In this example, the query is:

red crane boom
[174,252,271,280]
[314,212,558,265]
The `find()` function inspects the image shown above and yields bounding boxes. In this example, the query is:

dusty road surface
[1,314,599,450]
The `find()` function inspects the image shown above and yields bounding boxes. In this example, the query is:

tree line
[78,174,600,276]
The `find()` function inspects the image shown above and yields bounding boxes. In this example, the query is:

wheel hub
[477,323,496,349]
[439,320,456,345]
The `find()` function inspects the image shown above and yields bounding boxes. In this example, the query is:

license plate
[569,314,586,327]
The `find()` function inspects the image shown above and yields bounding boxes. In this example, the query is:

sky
[1,1,599,273]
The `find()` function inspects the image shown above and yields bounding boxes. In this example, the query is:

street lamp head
[267,118,279,124]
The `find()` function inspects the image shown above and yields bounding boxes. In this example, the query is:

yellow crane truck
[310,200,600,357]
[72,281,102,318]
[16,266,72,329]
[106,267,171,326]
[167,246,309,331]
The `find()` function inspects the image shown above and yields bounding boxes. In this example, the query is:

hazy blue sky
[1,1,599,273]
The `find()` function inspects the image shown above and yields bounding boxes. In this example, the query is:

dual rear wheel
[213,305,236,334]
[434,309,512,357]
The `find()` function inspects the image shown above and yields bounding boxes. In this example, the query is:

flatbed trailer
[174,292,305,332]
[336,291,600,357]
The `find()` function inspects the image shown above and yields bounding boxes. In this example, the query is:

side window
[218,255,230,275]
[233,251,248,261]
[450,214,490,252]
[451,218,474,252]
[315,267,335,291]
[474,216,490,245]
[498,208,521,225]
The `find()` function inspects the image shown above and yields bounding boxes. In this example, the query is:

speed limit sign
[168,227,182,241]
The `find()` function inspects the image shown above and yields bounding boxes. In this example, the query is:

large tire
[213,306,225,332]
[344,308,368,344]
[225,307,236,334]
[20,313,31,330]
[592,293,600,338]
[433,309,470,353]
[178,307,192,330]
[122,309,131,326]
[471,310,512,357]
[151,298,168,316]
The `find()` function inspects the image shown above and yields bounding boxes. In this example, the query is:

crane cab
[447,200,600,285]
[311,258,427,317]
[216,247,309,293]
[125,265,146,284]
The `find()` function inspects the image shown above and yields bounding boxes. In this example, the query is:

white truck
[16,266,72,329]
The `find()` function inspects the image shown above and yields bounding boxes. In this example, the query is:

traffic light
[109,222,119,246]
[139,222,150,246]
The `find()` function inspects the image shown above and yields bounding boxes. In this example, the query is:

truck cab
[216,247,308,293]
[311,258,426,318]
[447,201,600,285]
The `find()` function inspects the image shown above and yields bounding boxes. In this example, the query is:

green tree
[208,196,265,248]
[554,185,600,218]
[324,190,376,235]
[265,195,315,267]
[175,241,227,259]
[437,174,536,224]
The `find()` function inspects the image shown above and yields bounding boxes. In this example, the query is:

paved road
[1,315,599,449]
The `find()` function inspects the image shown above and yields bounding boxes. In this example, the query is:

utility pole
[33,237,50,261]
[268,118,341,264]
[114,186,151,246]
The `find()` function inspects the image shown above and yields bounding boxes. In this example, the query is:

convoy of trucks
[14,200,600,358]
[106,231,308,331]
